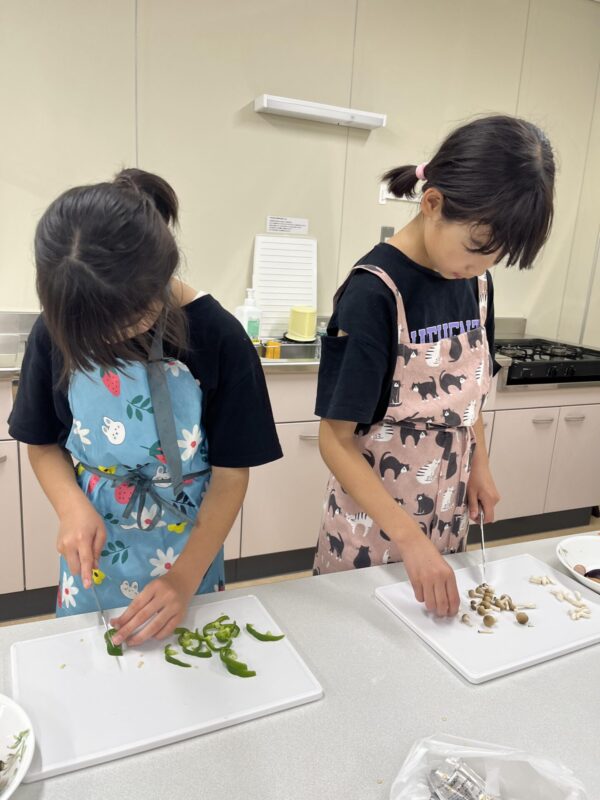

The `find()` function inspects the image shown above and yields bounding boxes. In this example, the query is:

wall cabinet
[0,440,24,593]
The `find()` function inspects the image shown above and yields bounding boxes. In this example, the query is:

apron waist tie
[79,462,210,530]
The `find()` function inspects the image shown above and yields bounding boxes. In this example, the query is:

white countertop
[1,536,597,798]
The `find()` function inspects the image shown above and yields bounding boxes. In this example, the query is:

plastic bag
[390,733,588,800]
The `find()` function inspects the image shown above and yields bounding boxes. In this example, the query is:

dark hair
[382,115,555,269]
[35,167,188,382]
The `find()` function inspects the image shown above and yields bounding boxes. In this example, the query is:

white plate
[557,533,600,595]
[0,694,35,799]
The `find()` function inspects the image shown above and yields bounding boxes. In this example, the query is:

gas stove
[496,338,600,386]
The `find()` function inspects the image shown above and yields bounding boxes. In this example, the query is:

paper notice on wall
[266,216,309,235]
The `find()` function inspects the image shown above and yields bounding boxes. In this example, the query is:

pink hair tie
[415,163,427,181]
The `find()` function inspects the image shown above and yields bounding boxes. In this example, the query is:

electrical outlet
[380,226,395,242]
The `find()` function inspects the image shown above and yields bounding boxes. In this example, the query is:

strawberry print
[141,440,166,463]
[100,368,121,397]
[87,474,100,494]
[114,482,135,505]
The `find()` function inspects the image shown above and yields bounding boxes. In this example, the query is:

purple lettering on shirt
[418,328,427,343]
[426,326,439,342]
[442,322,449,338]
[448,322,461,337]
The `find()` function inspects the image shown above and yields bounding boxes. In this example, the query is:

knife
[90,583,121,664]
[478,505,488,585]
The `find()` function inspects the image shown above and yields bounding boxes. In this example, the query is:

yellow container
[287,306,317,342]
[264,340,281,359]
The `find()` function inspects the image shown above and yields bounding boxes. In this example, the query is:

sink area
[256,339,320,361]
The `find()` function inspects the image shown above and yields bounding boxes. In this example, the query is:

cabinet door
[0,440,24,593]
[20,443,60,590]
[545,405,600,512]
[241,421,329,557]
[488,408,558,521]
[224,512,241,561]
[481,410,494,453]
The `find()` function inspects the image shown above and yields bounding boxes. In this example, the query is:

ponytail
[113,168,179,226]
[382,165,421,199]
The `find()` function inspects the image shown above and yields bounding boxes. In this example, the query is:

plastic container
[235,288,261,343]
[286,306,317,342]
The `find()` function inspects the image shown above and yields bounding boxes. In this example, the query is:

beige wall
[0,0,599,345]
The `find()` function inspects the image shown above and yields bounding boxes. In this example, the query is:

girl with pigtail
[314,115,555,617]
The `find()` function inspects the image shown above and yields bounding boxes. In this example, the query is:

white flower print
[164,360,189,377]
[72,419,91,446]
[61,572,79,609]
[121,504,167,531]
[178,424,202,461]
[149,547,179,577]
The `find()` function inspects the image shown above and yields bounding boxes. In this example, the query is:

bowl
[0,694,34,798]
[556,533,600,595]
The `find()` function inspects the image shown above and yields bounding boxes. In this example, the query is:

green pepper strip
[245,623,285,642]
[206,635,232,652]
[164,644,191,668]
[105,628,123,656]
[219,647,256,678]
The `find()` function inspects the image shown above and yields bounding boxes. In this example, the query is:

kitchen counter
[0,535,597,798]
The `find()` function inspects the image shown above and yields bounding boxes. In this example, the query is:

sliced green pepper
[205,635,232,652]
[219,647,256,678]
[164,644,191,668]
[105,628,123,656]
[245,623,285,642]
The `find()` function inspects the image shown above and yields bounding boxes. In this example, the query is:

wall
[0,0,599,345]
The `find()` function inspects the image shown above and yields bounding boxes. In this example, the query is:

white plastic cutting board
[11,595,322,781]
[375,554,600,684]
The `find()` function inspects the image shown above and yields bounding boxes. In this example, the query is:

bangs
[465,187,554,270]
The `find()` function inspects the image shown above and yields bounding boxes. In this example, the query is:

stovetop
[496,337,600,385]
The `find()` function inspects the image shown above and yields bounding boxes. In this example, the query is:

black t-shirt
[8,295,283,469]
[315,243,499,426]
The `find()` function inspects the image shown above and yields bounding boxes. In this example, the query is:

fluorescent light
[254,94,386,130]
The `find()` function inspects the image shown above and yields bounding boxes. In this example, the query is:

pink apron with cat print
[314,266,492,574]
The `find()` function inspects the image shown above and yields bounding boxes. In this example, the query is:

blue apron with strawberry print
[56,355,225,616]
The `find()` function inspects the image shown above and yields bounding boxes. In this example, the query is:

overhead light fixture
[254,94,386,130]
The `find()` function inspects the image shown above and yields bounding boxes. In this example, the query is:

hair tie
[415,163,427,181]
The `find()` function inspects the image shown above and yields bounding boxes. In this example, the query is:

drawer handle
[299,434,319,441]
[532,418,555,425]
[564,415,586,422]
[0,455,6,464]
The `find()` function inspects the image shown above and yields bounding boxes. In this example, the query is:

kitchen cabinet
[0,440,24,593]
[488,408,558,521]
[545,405,600,513]
[481,410,494,453]
[20,443,60,590]
[241,420,329,558]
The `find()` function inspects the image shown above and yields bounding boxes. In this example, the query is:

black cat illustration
[379,529,391,541]
[398,343,418,367]
[437,519,451,537]
[440,371,467,394]
[448,337,463,362]
[389,380,402,407]
[353,545,371,569]
[362,449,376,468]
[415,493,435,515]
[430,512,438,534]
[468,327,483,349]
[312,567,321,576]
[411,376,438,400]
[446,451,458,479]
[395,497,405,506]
[400,427,426,447]
[379,451,410,480]
[418,522,429,536]
[456,481,466,507]
[327,492,342,516]
[442,408,461,427]
[451,513,463,536]
[435,430,453,460]
[326,531,344,559]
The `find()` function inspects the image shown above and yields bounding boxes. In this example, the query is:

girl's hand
[398,528,460,617]
[110,572,195,647]
[57,498,106,589]
[467,460,500,523]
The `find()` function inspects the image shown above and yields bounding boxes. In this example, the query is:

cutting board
[375,554,600,684]
[11,595,322,781]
